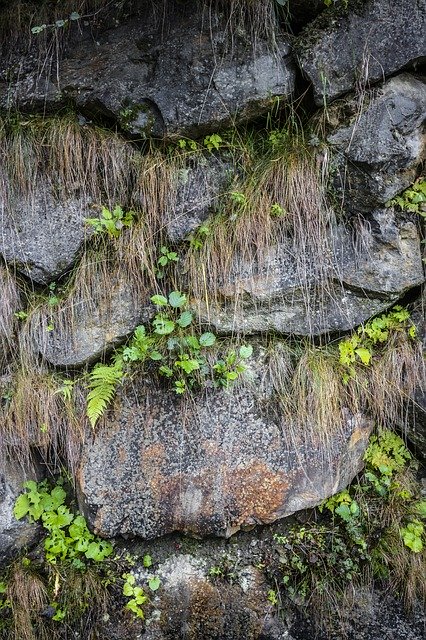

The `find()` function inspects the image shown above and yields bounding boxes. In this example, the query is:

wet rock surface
[296,0,426,105]
[0,3,295,139]
[328,74,426,215]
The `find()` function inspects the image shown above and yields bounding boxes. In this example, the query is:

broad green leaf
[168,291,187,308]
[199,332,216,347]
[153,318,175,335]
[143,554,152,568]
[151,294,168,307]
[239,344,253,359]
[177,311,193,328]
[148,576,161,591]
[123,582,134,596]
[355,347,371,365]
[13,494,30,520]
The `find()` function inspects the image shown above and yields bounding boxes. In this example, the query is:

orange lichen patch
[227,461,289,526]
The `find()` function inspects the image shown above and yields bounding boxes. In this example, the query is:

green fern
[86,360,124,428]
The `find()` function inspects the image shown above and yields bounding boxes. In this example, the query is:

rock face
[0,459,41,567]
[35,278,152,368]
[1,3,295,139]
[296,0,426,105]
[77,345,372,539]
[328,74,426,214]
[0,266,20,371]
[195,209,424,336]
[164,154,232,242]
[0,187,91,284]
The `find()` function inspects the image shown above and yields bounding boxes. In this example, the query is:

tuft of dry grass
[0,114,138,212]
[7,562,49,640]
[184,129,338,334]
[0,265,21,370]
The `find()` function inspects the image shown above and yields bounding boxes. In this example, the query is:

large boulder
[0,459,41,567]
[1,3,295,138]
[296,0,426,105]
[194,209,424,336]
[0,186,92,284]
[77,343,372,539]
[328,74,426,215]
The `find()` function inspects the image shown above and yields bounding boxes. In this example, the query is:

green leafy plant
[187,222,212,250]
[177,137,198,151]
[122,573,148,619]
[85,205,134,239]
[86,359,124,428]
[338,306,416,382]
[387,178,426,216]
[14,479,113,566]
[203,133,223,151]
[270,203,286,217]
[155,245,179,278]
[31,11,80,34]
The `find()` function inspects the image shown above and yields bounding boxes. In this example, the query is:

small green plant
[86,359,124,428]
[155,246,179,278]
[203,133,223,151]
[387,177,426,215]
[187,222,212,250]
[31,11,80,34]
[122,573,148,619]
[177,137,198,151]
[14,479,113,566]
[229,191,248,206]
[270,203,286,217]
[85,205,134,239]
[338,306,416,382]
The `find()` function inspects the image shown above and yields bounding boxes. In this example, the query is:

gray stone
[0,459,41,567]
[296,0,426,105]
[194,209,424,336]
[164,154,232,242]
[77,343,372,539]
[0,266,20,371]
[328,74,426,214]
[0,4,295,139]
[35,277,152,368]
[0,186,92,284]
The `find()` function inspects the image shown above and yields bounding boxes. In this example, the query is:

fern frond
[86,362,124,428]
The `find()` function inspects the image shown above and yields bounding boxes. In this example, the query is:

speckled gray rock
[34,278,152,368]
[195,209,424,336]
[296,0,426,105]
[0,459,41,567]
[164,154,232,242]
[328,74,426,214]
[0,266,20,371]
[77,343,372,539]
[0,3,295,138]
[0,186,92,284]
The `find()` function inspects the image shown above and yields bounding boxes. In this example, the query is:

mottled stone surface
[328,74,426,214]
[77,344,372,539]
[0,186,91,284]
[296,0,426,105]
[195,209,424,336]
[1,3,295,139]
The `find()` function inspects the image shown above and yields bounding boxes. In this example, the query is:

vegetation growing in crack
[270,429,426,633]
[86,289,253,427]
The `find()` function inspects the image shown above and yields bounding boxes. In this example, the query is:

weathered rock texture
[1,3,295,138]
[328,74,426,214]
[0,187,91,284]
[0,458,40,567]
[195,209,424,336]
[296,0,426,105]
[77,345,372,539]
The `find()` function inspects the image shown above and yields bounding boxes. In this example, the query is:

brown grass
[7,563,49,640]
[0,265,21,370]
